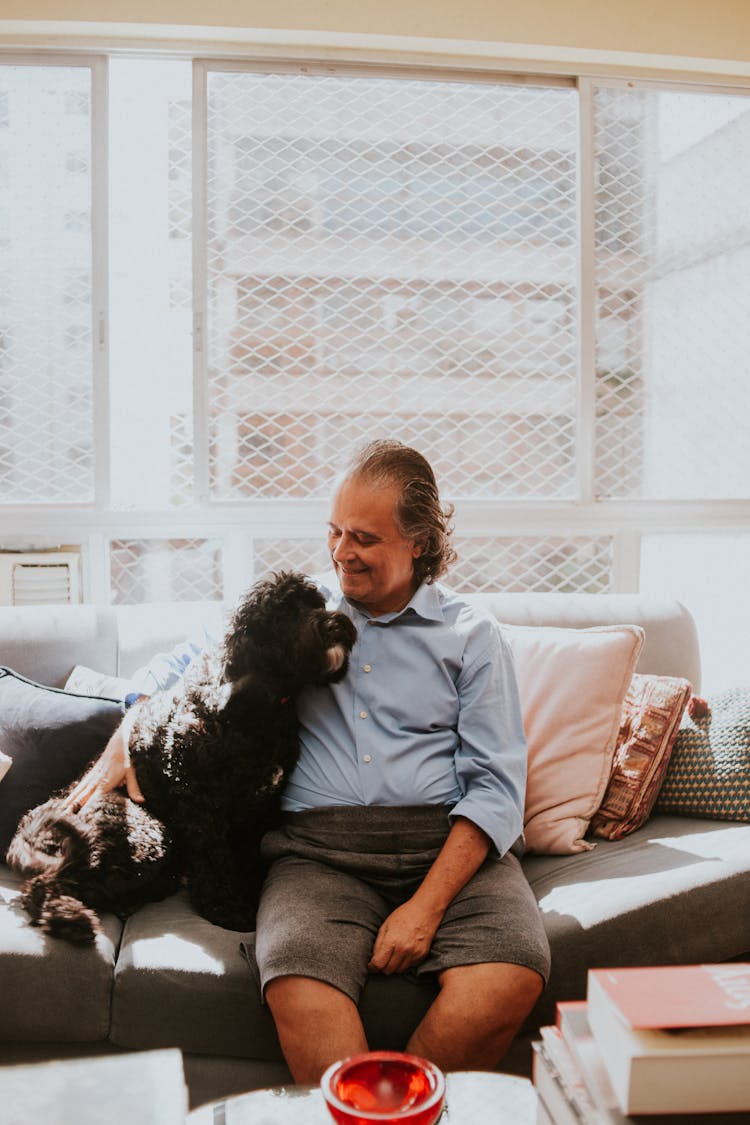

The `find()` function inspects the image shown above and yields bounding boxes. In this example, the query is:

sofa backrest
[469,593,700,688]
[0,593,700,691]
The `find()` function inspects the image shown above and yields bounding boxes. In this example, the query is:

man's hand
[368,817,493,977]
[65,713,145,810]
[368,897,442,976]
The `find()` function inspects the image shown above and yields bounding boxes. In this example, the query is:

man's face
[327,475,423,616]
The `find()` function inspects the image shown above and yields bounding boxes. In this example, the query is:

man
[70,440,550,1082]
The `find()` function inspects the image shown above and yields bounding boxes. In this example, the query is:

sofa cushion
[111,889,437,1060]
[590,674,692,841]
[0,668,123,853]
[522,814,750,1028]
[110,891,275,1059]
[0,865,121,1042]
[656,687,750,821]
[505,624,644,854]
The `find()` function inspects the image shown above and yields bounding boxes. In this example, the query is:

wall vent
[0,551,82,606]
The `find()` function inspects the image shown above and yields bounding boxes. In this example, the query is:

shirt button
[360,710,368,719]
[363,664,372,672]
[363,754,372,763]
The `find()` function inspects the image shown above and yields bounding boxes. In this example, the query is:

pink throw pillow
[504,623,644,854]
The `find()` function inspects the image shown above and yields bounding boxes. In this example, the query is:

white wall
[2,1,750,75]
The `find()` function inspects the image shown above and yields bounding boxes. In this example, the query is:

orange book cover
[588,964,750,1029]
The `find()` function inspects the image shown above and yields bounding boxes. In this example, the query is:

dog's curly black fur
[6,572,356,945]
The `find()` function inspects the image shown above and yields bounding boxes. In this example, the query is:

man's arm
[65,624,219,810]
[367,816,491,975]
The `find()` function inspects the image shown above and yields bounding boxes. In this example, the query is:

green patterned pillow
[656,687,750,821]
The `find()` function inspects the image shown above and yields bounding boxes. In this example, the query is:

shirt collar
[317,572,444,624]
[403,580,444,622]
[339,579,445,625]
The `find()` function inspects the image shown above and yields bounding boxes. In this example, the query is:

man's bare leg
[265,976,369,1084]
[406,962,543,1071]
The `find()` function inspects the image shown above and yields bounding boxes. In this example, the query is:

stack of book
[532,963,750,1123]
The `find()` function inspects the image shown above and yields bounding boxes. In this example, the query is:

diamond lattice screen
[450,535,612,593]
[594,85,750,499]
[205,71,578,501]
[110,538,223,604]
[0,65,94,503]
[250,534,611,594]
[252,537,332,583]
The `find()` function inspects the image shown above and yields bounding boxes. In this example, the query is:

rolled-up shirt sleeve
[450,624,527,858]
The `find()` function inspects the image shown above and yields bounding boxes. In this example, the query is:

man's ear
[411,540,424,559]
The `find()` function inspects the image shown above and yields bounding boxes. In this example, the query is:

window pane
[594,86,750,499]
[451,535,612,593]
[641,534,750,692]
[110,538,223,603]
[252,536,331,581]
[0,64,93,502]
[108,58,193,510]
[206,71,578,500]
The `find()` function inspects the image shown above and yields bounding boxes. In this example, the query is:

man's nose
[332,532,356,561]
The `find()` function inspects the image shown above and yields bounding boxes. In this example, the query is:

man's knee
[437,961,544,1027]
[266,974,353,1015]
[265,976,365,1046]
[264,976,368,1084]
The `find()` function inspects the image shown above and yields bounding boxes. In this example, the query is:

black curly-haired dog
[6,572,356,945]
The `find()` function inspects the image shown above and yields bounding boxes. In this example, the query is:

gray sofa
[1,593,749,1108]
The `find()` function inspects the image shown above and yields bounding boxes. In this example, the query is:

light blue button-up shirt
[130,577,527,858]
[286,578,527,857]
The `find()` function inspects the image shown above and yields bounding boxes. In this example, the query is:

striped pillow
[590,673,692,841]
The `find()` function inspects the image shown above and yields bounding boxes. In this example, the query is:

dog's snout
[322,610,357,647]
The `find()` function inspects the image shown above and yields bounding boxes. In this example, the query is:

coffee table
[187,1071,537,1123]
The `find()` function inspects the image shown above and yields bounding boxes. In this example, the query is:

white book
[531,1041,586,1125]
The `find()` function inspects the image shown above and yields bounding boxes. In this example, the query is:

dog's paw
[39,894,101,945]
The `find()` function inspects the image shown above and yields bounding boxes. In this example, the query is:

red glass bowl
[320,1051,446,1125]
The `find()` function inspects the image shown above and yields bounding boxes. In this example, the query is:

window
[0,63,94,504]
[593,85,750,501]
[204,71,579,502]
[0,56,748,690]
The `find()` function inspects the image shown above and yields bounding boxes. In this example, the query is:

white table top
[188,1071,537,1124]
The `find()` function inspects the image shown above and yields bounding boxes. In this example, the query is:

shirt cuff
[448,795,524,859]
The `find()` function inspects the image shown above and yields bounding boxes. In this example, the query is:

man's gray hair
[343,440,457,584]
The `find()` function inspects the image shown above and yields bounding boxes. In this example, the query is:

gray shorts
[253,806,551,1004]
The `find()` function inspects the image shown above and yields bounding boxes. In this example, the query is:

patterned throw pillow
[590,673,692,841]
[655,687,750,821]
